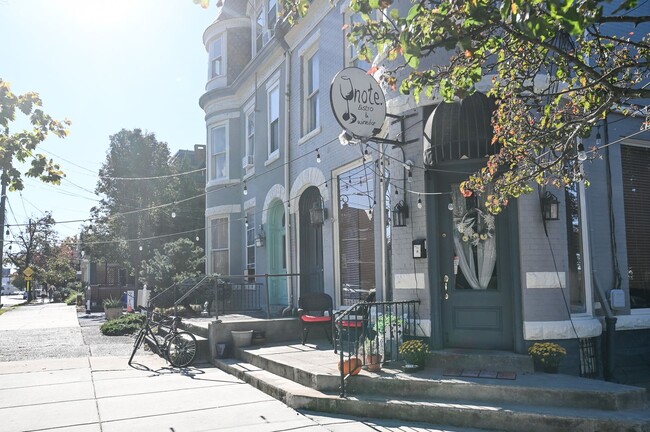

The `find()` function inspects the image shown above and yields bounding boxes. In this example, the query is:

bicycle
[129,306,198,368]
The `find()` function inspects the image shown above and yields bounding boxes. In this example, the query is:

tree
[140,238,205,311]
[0,79,70,190]
[280,0,650,212]
[40,237,78,288]
[4,213,59,297]
[87,129,176,280]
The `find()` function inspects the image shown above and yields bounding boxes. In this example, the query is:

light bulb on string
[448,202,454,211]
[243,181,248,196]
[316,148,321,163]
[394,185,399,195]
[196,236,200,242]
[417,195,422,209]
[596,128,602,146]
[139,245,143,251]
[408,170,413,183]
[245,216,249,227]
[577,138,587,161]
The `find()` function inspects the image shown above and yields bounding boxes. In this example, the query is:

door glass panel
[451,184,497,290]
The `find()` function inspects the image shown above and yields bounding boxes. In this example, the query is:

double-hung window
[246,209,256,273]
[211,217,229,275]
[245,109,255,169]
[210,37,223,78]
[210,125,227,180]
[268,84,280,156]
[303,50,320,134]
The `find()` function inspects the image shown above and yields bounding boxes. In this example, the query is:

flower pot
[104,307,122,320]
[231,330,254,347]
[338,357,362,376]
[252,330,266,345]
[533,358,560,374]
[365,354,383,372]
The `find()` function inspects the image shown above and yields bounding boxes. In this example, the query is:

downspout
[600,116,618,381]
[276,21,294,312]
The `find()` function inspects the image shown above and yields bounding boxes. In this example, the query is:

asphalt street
[0,302,487,432]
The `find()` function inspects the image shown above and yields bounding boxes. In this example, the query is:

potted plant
[528,342,566,373]
[103,298,123,320]
[363,337,383,372]
[399,339,428,372]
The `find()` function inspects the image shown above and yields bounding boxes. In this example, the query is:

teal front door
[268,200,287,306]
[434,170,515,350]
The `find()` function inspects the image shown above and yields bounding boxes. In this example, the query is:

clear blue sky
[0,0,218,241]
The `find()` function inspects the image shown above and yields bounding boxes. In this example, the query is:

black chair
[335,290,376,353]
[298,293,333,345]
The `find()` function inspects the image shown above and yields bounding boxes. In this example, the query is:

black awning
[423,92,496,167]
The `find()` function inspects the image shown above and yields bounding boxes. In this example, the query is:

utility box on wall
[412,239,427,259]
[609,289,626,310]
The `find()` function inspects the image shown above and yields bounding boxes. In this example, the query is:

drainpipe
[276,21,294,311]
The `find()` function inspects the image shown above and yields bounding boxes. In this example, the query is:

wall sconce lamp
[310,198,328,225]
[255,225,266,248]
[392,200,409,227]
[541,191,560,221]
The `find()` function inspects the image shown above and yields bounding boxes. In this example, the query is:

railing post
[265,274,271,319]
[173,284,177,316]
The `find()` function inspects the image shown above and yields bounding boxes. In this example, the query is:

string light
[596,127,602,146]
[139,245,143,251]
[408,169,413,183]
[316,148,321,163]
[243,181,248,196]
[417,194,422,209]
[577,138,587,161]
[245,216,249,227]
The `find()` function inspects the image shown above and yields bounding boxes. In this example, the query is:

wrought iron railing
[335,299,421,397]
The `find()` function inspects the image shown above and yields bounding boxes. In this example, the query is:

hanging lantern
[392,200,409,227]
[541,191,560,221]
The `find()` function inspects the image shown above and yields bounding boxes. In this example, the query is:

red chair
[298,293,333,345]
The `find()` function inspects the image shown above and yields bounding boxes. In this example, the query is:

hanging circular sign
[330,67,386,139]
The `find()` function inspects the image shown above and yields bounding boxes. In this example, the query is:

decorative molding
[206,204,241,217]
[244,197,256,211]
[262,184,286,224]
[526,272,566,289]
[523,319,602,340]
[289,167,327,214]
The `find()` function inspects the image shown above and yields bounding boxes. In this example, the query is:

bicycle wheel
[166,331,197,367]
[129,327,147,364]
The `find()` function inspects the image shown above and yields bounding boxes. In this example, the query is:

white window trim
[267,80,280,161]
[210,35,225,79]
[244,103,256,169]
[209,215,230,275]
[209,122,229,182]
[301,39,320,137]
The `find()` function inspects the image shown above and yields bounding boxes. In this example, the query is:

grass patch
[100,313,145,336]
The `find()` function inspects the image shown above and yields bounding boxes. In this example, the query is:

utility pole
[0,169,6,308]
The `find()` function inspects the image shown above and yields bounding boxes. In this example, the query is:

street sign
[23,267,34,278]
[24,276,32,281]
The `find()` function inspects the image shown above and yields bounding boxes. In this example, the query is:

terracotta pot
[365,354,383,372]
[104,307,122,320]
[338,357,362,376]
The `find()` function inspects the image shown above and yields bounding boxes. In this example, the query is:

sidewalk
[0,302,484,431]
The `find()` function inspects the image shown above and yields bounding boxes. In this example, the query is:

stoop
[213,341,650,432]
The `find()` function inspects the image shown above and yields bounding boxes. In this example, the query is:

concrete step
[215,358,650,432]
[427,348,535,373]
[234,347,646,412]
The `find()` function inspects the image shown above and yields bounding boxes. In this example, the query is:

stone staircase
[213,343,650,432]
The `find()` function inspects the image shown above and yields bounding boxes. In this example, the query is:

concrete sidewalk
[0,356,339,432]
[0,302,485,431]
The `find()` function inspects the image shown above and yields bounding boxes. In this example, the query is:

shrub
[100,313,145,336]
[65,292,79,306]
[103,297,122,308]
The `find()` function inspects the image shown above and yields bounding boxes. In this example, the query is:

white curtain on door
[451,187,497,290]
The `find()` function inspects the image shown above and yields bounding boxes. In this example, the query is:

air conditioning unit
[242,155,254,169]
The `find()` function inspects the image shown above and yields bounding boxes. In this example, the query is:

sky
[0,0,218,242]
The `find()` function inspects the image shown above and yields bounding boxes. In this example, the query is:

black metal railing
[335,299,421,397]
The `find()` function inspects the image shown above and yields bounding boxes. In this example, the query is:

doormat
[443,368,516,380]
